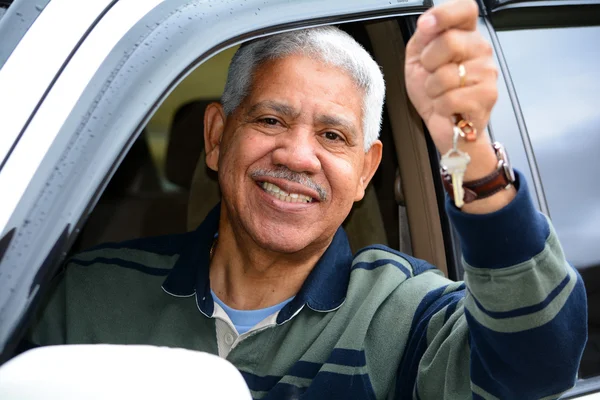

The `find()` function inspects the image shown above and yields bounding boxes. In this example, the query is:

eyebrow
[316,114,359,142]
[247,101,300,119]
[247,100,359,142]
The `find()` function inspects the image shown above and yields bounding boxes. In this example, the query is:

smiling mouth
[260,182,314,203]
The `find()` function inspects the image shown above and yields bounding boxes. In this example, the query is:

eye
[259,117,280,126]
[323,131,343,142]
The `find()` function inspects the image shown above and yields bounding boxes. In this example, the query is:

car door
[0,0,433,363]
[479,0,600,398]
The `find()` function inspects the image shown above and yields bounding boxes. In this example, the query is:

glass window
[498,25,600,379]
[145,46,238,192]
[499,26,600,269]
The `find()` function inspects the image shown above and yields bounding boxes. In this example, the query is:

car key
[441,126,471,208]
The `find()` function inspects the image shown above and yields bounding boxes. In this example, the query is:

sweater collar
[161,203,352,321]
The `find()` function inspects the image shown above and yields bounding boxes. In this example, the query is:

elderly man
[30,0,586,398]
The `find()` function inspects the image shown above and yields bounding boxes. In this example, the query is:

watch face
[503,160,516,184]
[494,142,516,184]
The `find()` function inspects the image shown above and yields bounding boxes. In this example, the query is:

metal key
[441,126,471,208]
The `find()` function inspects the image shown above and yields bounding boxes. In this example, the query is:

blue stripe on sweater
[294,372,376,400]
[469,272,571,319]
[242,350,368,393]
[70,257,171,276]
[327,348,367,367]
[443,293,460,323]
[287,361,322,379]
[262,382,307,399]
[467,273,587,399]
[352,258,412,277]
[84,232,187,256]
[241,371,281,392]
[260,372,376,400]
[354,245,437,276]
[396,285,465,399]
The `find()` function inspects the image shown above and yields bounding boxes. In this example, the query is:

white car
[0,0,599,398]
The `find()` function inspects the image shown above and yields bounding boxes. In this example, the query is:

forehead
[246,54,364,121]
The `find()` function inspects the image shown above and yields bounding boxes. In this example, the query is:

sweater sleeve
[401,171,587,399]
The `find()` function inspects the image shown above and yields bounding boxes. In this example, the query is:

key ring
[453,114,478,142]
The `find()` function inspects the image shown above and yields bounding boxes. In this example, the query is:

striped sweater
[30,173,587,399]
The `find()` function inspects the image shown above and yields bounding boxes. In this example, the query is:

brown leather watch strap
[442,165,512,204]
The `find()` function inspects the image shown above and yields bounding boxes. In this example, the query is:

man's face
[205,54,382,254]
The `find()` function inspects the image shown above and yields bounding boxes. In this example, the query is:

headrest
[165,100,218,190]
[187,148,220,231]
[104,130,161,197]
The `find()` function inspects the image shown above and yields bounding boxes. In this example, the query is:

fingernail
[419,14,437,30]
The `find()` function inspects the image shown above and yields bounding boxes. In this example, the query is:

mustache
[251,167,328,201]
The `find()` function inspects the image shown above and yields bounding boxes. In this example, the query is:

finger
[432,83,498,123]
[425,58,498,99]
[405,13,439,62]
[428,0,479,33]
[406,0,479,61]
[421,29,493,72]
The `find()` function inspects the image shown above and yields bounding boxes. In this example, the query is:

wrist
[436,130,496,180]
[441,140,517,214]
[462,140,498,181]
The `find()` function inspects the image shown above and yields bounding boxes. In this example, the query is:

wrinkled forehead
[247,53,366,109]
[256,50,366,90]
[246,55,365,125]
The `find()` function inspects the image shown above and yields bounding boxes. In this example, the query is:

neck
[209,214,331,311]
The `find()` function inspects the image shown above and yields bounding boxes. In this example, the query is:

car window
[0,0,427,358]
[71,47,239,251]
[145,46,238,192]
[497,25,600,380]
[74,21,401,253]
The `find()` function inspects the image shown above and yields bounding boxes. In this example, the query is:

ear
[204,102,226,172]
[354,140,383,202]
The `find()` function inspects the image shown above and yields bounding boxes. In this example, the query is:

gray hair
[221,26,386,151]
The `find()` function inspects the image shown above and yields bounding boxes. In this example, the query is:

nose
[271,127,321,174]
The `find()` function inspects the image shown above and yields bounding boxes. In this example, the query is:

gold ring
[458,63,466,88]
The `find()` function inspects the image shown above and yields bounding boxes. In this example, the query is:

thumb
[405,12,440,61]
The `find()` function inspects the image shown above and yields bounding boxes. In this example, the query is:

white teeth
[260,182,313,203]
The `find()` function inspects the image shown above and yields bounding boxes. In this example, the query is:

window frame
[0,0,430,362]
[486,11,600,398]
[0,0,117,167]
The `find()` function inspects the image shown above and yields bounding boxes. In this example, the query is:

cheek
[218,131,275,178]
[323,157,362,202]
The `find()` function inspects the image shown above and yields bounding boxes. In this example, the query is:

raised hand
[405,0,516,213]
[405,0,498,156]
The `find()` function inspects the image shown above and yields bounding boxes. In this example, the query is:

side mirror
[0,345,251,399]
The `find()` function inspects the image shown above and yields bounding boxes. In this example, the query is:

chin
[254,231,315,254]
[247,220,320,254]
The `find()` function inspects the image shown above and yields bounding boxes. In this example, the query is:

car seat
[75,134,170,250]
